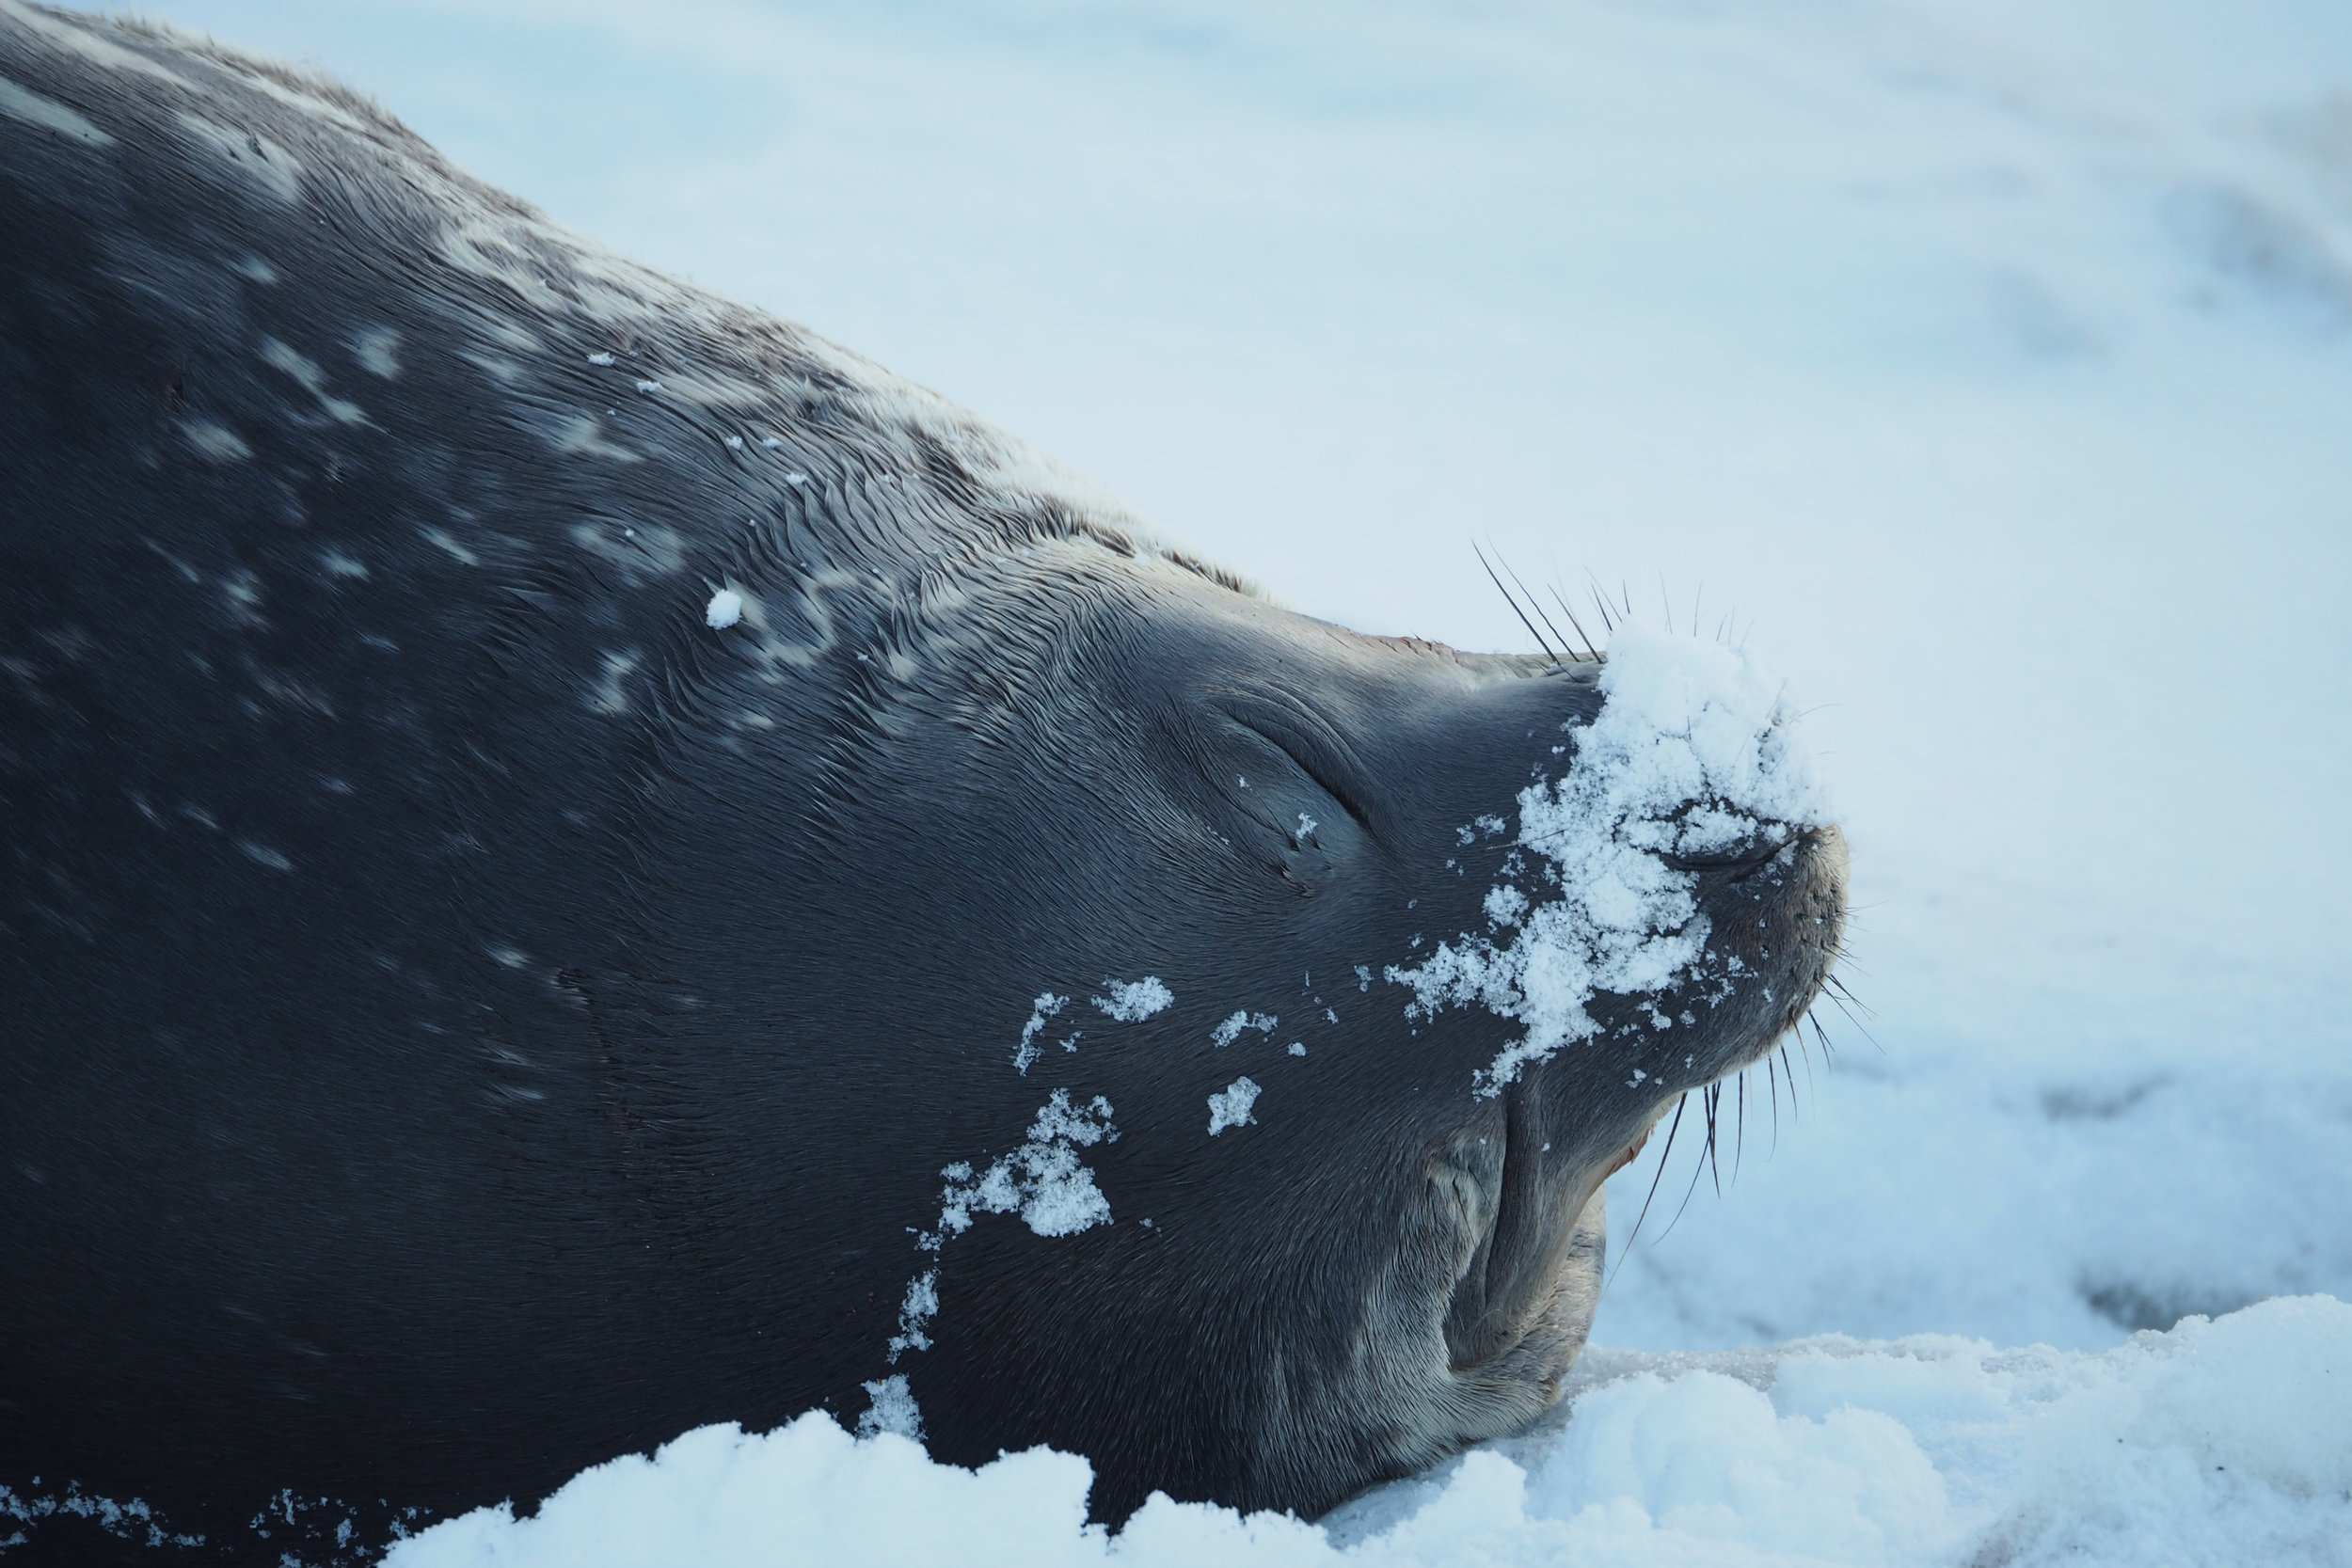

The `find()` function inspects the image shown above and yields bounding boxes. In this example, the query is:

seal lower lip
[1445,1103,1658,1374]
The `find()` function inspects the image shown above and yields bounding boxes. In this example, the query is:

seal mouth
[1441,1090,1659,1376]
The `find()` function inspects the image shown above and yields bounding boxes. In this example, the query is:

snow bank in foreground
[387,1295,2352,1568]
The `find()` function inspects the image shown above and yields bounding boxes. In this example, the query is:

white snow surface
[102,0,2352,1559]
[388,1295,2352,1567]
[1389,622,1826,1093]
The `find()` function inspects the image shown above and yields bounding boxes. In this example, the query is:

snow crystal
[937,1090,1117,1241]
[1388,622,1826,1094]
[887,1273,938,1360]
[585,351,615,366]
[1091,977,1172,1022]
[635,378,661,394]
[1012,992,1068,1075]
[1206,1077,1261,1135]
[1209,1010,1277,1048]
[1288,1043,1307,1056]
[704,588,744,629]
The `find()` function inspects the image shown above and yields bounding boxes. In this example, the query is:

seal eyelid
[1210,693,1385,843]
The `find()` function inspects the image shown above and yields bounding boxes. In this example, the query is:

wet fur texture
[0,7,1847,1561]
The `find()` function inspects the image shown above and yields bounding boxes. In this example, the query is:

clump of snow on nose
[1388,621,1827,1095]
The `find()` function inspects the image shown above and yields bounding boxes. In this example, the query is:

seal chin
[1440,1116,1651,1385]
[1406,819,1849,1474]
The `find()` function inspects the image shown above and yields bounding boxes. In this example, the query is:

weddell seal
[0,6,1848,1561]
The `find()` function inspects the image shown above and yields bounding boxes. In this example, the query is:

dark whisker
[1703,1083,1723,1196]
[1824,974,1876,1015]
[1653,1095,1720,1245]
[1498,553,1580,663]
[1603,1091,1689,1292]
[1549,586,1603,662]
[1732,1067,1747,1183]
[1474,541,1559,664]
[1583,570,1617,633]
[1822,991,1882,1053]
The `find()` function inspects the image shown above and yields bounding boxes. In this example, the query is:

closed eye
[1210,689,1387,847]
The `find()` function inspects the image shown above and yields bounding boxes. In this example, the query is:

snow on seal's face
[1391,621,1831,1094]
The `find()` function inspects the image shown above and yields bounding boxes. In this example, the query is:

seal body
[0,7,1847,1560]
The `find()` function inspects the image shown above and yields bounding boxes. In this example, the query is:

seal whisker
[1654,1097,1721,1244]
[1499,552,1581,663]
[1581,570,1618,634]
[1474,541,1559,665]
[1731,1067,1748,1183]
[1603,1090,1688,1293]
[1821,990,1883,1053]
[1824,972,1875,1014]
[1703,1083,1724,1197]
[1546,586,1603,662]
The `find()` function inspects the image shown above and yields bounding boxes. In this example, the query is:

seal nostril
[1661,841,1787,875]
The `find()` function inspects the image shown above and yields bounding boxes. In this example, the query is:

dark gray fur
[0,7,1848,1560]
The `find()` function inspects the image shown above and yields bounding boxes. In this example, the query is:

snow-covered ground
[385,1295,2352,1567]
[95,0,2352,1560]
